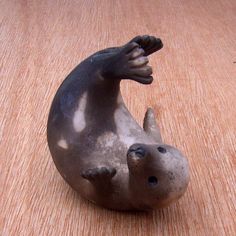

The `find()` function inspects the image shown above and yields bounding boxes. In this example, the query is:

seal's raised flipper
[81,166,116,184]
[129,35,163,56]
[143,108,162,143]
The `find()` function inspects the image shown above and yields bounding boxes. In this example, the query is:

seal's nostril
[148,176,158,186]
[127,146,146,158]
[157,146,166,153]
[135,148,146,158]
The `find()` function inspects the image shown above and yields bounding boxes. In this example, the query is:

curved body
[47,36,189,211]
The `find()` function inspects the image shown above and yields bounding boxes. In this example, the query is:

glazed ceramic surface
[47,35,189,211]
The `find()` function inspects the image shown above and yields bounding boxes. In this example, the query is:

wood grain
[1,0,235,235]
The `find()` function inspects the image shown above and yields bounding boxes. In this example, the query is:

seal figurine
[47,35,189,211]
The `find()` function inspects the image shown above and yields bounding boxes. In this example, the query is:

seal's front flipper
[81,166,116,184]
[143,108,162,143]
[129,35,163,56]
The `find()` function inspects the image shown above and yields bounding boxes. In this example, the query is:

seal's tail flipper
[143,108,163,143]
[101,35,163,85]
[129,35,163,56]
[81,166,116,183]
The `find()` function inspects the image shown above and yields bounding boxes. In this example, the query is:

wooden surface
[1,0,236,235]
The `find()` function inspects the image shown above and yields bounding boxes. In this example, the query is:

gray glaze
[47,35,189,211]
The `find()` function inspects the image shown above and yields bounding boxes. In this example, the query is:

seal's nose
[127,145,146,158]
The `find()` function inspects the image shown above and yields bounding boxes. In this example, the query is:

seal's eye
[157,146,166,153]
[148,176,158,187]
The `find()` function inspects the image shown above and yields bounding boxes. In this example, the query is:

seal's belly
[72,101,154,152]
[51,94,155,175]
[78,105,155,167]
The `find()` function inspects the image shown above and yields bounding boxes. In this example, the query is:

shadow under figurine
[47,35,190,211]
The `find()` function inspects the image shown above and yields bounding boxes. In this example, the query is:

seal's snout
[127,144,147,159]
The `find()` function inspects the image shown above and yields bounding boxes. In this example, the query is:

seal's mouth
[127,147,146,158]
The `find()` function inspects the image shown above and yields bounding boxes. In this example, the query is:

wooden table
[1,0,235,235]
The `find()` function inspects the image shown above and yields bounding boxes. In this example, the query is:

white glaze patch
[58,139,68,149]
[73,92,88,132]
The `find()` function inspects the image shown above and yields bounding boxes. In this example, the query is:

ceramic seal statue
[47,35,189,211]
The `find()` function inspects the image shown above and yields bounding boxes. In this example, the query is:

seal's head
[127,143,189,210]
